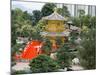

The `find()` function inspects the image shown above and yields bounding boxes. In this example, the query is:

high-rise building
[56,3,96,17]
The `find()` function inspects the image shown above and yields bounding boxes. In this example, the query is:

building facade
[56,3,96,17]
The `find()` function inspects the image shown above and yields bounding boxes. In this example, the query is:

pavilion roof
[42,11,67,21]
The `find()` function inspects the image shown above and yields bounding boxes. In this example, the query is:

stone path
[70,65,84,71]
[12,62,30,71]
[12,62,84,72]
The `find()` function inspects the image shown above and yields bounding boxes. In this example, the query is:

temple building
[40,8,70,52]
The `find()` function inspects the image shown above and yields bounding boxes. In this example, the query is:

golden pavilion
[40,9,70,51]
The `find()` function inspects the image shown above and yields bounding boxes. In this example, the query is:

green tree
[41,3,56,17]
[90,16,96,28]
[32,10,42,26]
[11,43,25,64]
[71,17,80,27]
[29,54,59,73]
[31,31,43,41]
[41,38,52,54]
[56,43,73,68]
[57,5,70,17]
[78,9,85,17]
[34,20,46,32]
[83,15,96,28]
[22,11,31,20]
[11,8,33,46]
[71,9,96,28]
[56,37,63,46]
[17,24,35,37]
[78,9,85,28]
[78,29,96,69]
[11,8,24,46]
[11,43,24,56]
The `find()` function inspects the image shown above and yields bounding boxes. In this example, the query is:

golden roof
[42,10,67,21]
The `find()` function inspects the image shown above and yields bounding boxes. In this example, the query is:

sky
[12,1,45,13]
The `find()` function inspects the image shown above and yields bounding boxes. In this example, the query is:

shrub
[78,29,96,69]
[11,70,32,75]
[29,54,60,73]
[56,43,73,68]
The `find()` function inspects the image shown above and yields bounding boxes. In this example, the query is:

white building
[56,3,96,17]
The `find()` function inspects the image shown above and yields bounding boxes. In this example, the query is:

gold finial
[54,7,58,13]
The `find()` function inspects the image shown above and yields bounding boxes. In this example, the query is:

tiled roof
[42,11,67,21]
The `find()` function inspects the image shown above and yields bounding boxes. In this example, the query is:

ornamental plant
[29,54,60,73]
[56,43,73,68]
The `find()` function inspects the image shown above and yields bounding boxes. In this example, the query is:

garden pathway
[12,62,84,71]
[12,62,30,71]
[71,65,84,71]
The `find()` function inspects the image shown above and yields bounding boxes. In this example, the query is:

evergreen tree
[41,38,52,54]
[29,54,59,73]
[56,43,73,68]
[32,10,42,26]
[41,3,56,17]
[57,5,70,17]
[78,29,96,69]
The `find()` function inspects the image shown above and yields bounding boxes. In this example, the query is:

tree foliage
[41,3,56,17]
[56,43,73,68]
[41,38,52,54]
[71,9,96,28]
[32,10,42,26]
[29,54,59,73]
[57,5,70,17]
[11,8,33,46]
[78,29,96,69]
[34,20,46,32]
